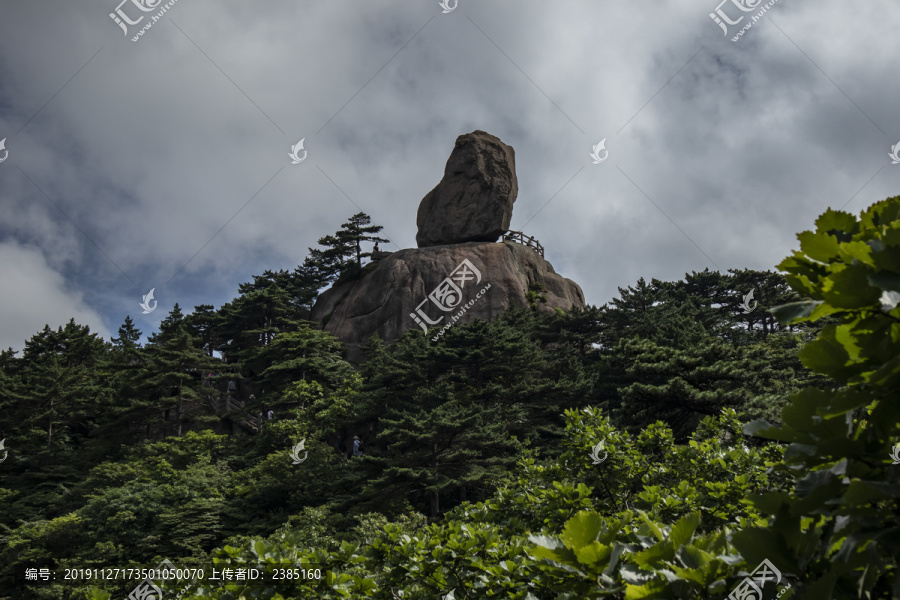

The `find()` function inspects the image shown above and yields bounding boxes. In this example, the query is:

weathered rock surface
[310,241,584,360]
[416,131,518,247]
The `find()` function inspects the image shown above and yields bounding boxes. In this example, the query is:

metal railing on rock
[502,230,544,257]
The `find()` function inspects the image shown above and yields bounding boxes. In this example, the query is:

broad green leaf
[573,541,612,566]
[677,545,711,571]
[821,265,882,308]
[814,209,857,237]
[798,231,842,262]
[528,534,563,550]
[560,511,605,550]
[625,579,669,599]
[770,301,822,324]
[637,511,666,542]
[798,328,855,380]
[669,512,700,548]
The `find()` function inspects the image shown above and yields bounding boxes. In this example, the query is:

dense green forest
[1,200,899,599]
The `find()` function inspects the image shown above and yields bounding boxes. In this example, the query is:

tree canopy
[2,200,899,600]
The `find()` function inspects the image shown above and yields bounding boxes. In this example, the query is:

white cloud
[0,242,110,353]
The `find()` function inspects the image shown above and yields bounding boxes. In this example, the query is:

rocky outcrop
[309,130,584,360]
[311,241,584,360]
[416,131,518,247]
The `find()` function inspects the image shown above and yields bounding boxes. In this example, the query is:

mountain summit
[310,131,584,359]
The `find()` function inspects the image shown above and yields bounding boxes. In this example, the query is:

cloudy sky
[0,0,898,353]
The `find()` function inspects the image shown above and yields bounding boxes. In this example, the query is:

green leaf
[794,470,837,498]
[633,541,676,566]
[528,534,563,550]
[798,230,842,262]
[560,511,604,550]
[798,327,855,380]
[821,265,882,309]
[573,541,612,566]
[625,579,669,599]
[814,209,857,237]
[867,271,900,293]
[770,301,822,324]
[636,512,666,542]
[669,512,700,548]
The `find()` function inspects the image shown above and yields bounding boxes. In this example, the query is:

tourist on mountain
[227,380,237,396]
[352,436,363,457]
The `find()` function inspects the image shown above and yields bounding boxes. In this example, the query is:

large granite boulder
[416,130,518,247]
[311,241,584,360]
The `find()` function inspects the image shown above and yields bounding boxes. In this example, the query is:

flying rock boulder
[416,130,518,247]
[310,130,585,362]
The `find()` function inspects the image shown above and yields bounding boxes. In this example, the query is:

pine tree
[255,325,352,396]
[726,268,805,339]
[335,212,389,273]
[350,313,591,517]
[360,383,520,518]
[149,303,186,344]
[0,348,25,444]
[305,212,389,284]
[611,337,777,438]
[19,321,112,451]
[186,304,220,357]
[217,285,302,375]
[142,323,218,437]
[110,315,144,381]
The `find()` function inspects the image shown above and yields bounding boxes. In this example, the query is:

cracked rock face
[310,242,584,360]
[415,130,518,248]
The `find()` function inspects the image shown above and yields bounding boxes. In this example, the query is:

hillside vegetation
[2,199,899,599]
